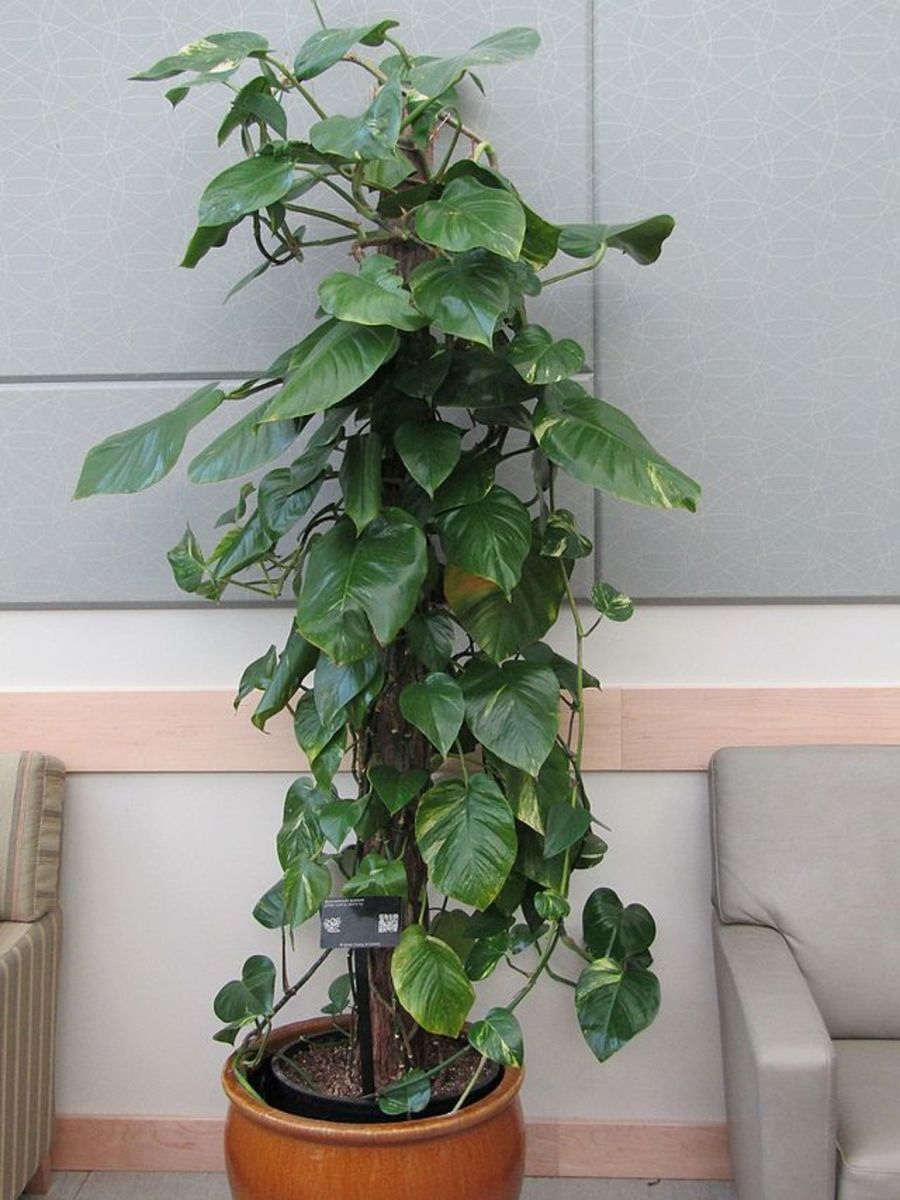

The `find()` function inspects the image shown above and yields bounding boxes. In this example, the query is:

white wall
[5,604,900,1119]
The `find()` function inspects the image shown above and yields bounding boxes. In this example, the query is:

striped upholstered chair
[0,753,64,1200]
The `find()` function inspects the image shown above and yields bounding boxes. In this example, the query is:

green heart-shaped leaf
[251,628,319,730]
[213,953,276,1023]
[540,510,593,560]
[395,420,462,497]
[591,581,634,622]
[262,319,398,422]
[406,611,455,671]
[296,510,428,664]
[314,650,381,730]
[409,250,522,347]
[391,924,475,1036]
[319,255,428,332]
[468,1006,523,1067]
[444,547,566,663]
[437,486,531,596]
[399,672,465,758]
[543,804,591,858]
[318,798,365,850]
[534,381,700,511]
[461,659,559,776]
[369,766,430,815]
[416,774,516,909]
[507,325,584,385]
[378,1069,431,1116]
[416,177,526,261]
[575,958,660,1062]
[340,433,382,533]
[283,856,332,928]
[582,888,657,961]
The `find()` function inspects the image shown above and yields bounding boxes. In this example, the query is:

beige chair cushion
[710,745,900,1037]
[835,1041,900,1200]
[0,752,65,923]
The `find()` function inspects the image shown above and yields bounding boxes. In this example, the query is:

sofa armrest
[713,920,836,1200]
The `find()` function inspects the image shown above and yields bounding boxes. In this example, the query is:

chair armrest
[713,921,836,1200]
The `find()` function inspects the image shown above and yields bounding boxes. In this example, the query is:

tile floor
[40,1174,737,1199]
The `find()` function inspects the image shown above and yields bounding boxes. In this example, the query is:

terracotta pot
[222,1018,526,1200]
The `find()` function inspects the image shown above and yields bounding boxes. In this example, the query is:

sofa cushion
[710,746,900,1037]
[835,1040,900,1200]
[0,752,65,922]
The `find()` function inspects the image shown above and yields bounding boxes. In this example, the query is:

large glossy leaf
[283,856,333,928]
[218,77,287,144]
[391,924,475,1037]
[198,156,295,227]
[318,255,428,332]
[340,433,382,533]
[409,250,521,347]
[461,660,559,776]
[507,325,584,385]
[251,628,319,730]
[436,348,533,411]
[293,21,399,80]
[310,77,403,162]
[262,320,398,422]
[582,888,656,961]
[257,466,323,538]
[394,421,461,497]
[416,177,525,261]
[399,672,465,758]
[314,650,381,729]
[468,1007,524,1067]
[74,383,224,497]
[296,509,428,664]
[213,953,276,1023]
[318,798,365,850]
[534,381,700,511]
[277,778,326,866]
[132,32,269,81]
[416,774,516,909]
[408,28,540,100]
[493,742,572,834]
[209,510,273,578]
[575,958,660,1062]
[442,159,560,268]
[432,450,498,513]
[293,693,346,763]
[343,852,407,898]
[436,486,531,596]
[444,548,566,662]
[188,400,299,483]
[558,215,675,264]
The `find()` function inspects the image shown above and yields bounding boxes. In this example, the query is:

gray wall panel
[593,0,900,598]
[1,0,592,377]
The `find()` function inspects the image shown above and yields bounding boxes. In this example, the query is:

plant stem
[450,1056,486,1114]
[309,0,327,28]
[264,56,328,120]
[541,245,607,288]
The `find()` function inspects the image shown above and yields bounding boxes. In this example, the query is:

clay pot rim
[222,1017,524,1147]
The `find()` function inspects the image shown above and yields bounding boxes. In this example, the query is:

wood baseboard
[51,1115,731,1179]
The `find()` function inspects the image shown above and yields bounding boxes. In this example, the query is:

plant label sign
[319,898,402,949]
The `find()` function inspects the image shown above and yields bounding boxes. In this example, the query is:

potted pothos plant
[76,11,699,1200]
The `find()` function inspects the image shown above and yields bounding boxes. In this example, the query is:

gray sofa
[0,753,64,1199]
[710,745,900,1200]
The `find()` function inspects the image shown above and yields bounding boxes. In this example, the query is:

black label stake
[353,948,376,1099]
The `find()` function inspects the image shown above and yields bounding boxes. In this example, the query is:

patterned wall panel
[1,0,592,377]
[593,0,900,598]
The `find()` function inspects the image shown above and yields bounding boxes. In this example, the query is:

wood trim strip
[51,1116,731,1179]
[2,687,898,774]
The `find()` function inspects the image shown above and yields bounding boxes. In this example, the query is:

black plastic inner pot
[258,1030,503,1124]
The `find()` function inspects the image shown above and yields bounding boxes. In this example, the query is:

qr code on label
[377,913,399,934]
[323,917,342,934]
